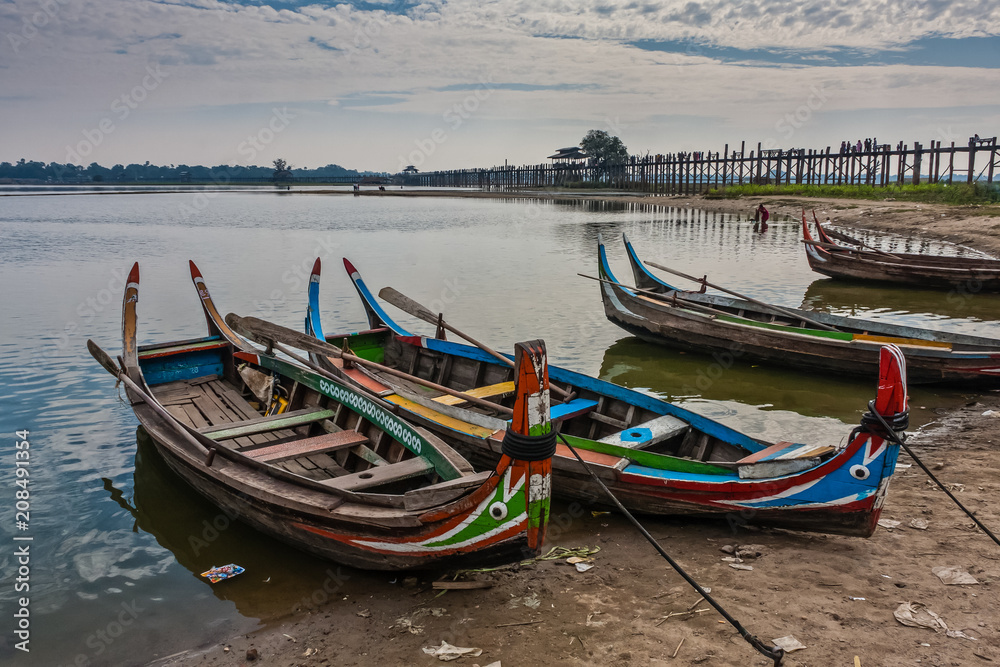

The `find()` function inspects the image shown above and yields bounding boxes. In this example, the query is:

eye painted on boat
[489,502,508,520]
[849,465,870,480]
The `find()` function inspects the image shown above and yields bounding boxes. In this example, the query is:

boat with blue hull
[278,258,910,538]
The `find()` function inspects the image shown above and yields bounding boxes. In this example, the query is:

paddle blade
[378,286,438,325]
[874,344,908,417]
[87,339,122,377]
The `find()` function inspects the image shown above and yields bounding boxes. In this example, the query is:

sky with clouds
[1,0,998,172]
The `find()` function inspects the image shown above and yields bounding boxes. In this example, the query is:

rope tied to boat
[852,400,909,442]
[867,406,1000,549]
[501,430,557,462]
[555,431,785,666]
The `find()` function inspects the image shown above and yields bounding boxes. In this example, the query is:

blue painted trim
[306,277,325,341]
[550,398,598,421]
[348,267,415,337]
[597,234,623,285]
[621,464,738,482]
[623,233,680,291]
[418,336,764,451]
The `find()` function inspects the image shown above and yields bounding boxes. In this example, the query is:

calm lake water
[1,191,997,666]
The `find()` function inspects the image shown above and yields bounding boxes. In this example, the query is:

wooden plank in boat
[432,381,515,406]
[340,365,395,396]
[384,395,497,439]
[200,408,338,441]
[403,470,494,511]
[192,392,260,448]
[598,413,689,449]
[349,443,389,467]
[551,398,598,422]
[138,340,229,360]
[736,441,835,465]
[278,459,328,481]
[321,456,434,492]
[243,430,370,464]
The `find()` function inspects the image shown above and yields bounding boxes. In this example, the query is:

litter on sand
[877,519,902,530]
[909,518,929,530]
[574,562,595,573]
[893,602,948,632]
[771,636,807,653]
[422,641,483,661]
[932,567,979,585]
[728,563,753,571]
[200,564,245,584]
[946,630,978,641]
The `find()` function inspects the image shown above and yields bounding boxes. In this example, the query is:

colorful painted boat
[599,233,1000,384]
[89,261,552,571]
[292,257,908,537]
[803,213,1000,291]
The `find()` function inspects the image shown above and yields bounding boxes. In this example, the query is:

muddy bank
[157,389,1000,667]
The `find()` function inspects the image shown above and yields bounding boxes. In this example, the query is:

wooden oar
[643,261,843,333]
[226,314,514,417]
[87,339,215,461]
[811,210,901,259]
[378,286,572,400]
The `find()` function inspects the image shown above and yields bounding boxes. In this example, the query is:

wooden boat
[88,261,553,571]
[598,233,1000,384]
[282,257,910,538]
[802,213,1000,291]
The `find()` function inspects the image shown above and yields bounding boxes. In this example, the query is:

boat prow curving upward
[801,210,1000,290]
[90,262,552,571]
[278,255,914,537]
[598,233,1000,385]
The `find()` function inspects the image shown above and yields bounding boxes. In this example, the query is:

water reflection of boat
[598,337,868,422]
[802,278,1000,323]
[104,430,344,616]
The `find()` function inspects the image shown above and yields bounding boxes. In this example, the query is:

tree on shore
[581,130,628,166]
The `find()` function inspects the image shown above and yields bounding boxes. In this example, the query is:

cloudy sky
[2,0,998,172]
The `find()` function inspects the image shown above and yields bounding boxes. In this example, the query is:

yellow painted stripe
[853,333,951,349]
[433,381,515,406]
[385,395,498,439]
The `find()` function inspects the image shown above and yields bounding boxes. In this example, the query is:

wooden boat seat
[736,441,836,465]
[199,407,338,441]
[597,414,689,450]
[243,430,370,464]
[432,381,515,406]
[321,456,435,492]
[550,398,599,422]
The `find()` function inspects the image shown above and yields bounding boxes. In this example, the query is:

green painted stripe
[203,409,337,440]
[560,434,732,475]
[713,314,854,341]
[256,355,463,480]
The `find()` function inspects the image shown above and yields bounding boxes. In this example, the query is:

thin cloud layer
[0,0,995,169]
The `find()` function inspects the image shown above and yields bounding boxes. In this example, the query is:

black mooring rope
[867,400,1000,548]
[556,433,785,666]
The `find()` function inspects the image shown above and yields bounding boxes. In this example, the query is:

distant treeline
[0,159,383,183]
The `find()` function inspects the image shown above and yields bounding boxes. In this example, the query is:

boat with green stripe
[599,233,1000,385]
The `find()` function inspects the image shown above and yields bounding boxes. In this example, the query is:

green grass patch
[704,182,1000,205]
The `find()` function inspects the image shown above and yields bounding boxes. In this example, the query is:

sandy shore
[153,190,1000,667]
[178,392,1000,667]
